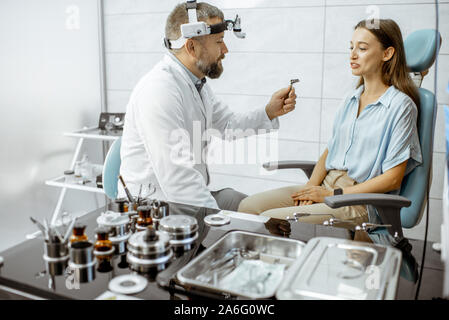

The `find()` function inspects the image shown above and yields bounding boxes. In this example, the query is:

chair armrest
[262,161,316,179]
[324,193,411,239]
[324,193,411,209]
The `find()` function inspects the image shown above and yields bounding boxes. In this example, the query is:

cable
[414,0,440,300]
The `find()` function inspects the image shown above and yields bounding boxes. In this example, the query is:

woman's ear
[383,46,395,62]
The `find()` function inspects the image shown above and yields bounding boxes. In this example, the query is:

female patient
[238,19,422,225]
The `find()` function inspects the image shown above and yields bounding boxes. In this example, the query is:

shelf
[45,176,105,194]
[64,126,121,141]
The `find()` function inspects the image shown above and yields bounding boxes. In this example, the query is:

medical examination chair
[263,29,442,247]
[102,137,122,200]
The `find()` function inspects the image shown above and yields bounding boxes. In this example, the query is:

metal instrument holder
[26,127,121,239]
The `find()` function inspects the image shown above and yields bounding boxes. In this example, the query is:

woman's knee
[237,196,263,214]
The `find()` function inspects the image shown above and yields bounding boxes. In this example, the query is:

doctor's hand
[265,86,297,120]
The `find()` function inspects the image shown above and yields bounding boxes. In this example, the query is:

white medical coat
[119,53,279,209]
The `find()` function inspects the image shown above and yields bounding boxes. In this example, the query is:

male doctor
[120,1,297,211]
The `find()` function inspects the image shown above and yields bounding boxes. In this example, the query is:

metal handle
[355,222,393,232]
[322,218,355,226]
[287,212,328,222]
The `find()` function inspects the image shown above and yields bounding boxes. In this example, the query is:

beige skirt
[237,170,368,225]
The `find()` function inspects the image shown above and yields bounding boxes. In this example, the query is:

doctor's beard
[196,53,224,79]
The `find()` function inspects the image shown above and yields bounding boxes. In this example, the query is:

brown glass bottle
[70,223,88,243]
[94,227,113,260]
[136,205,152,230]
[115,198,127,213]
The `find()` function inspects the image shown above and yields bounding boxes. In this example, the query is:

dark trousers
[211,188,248,212]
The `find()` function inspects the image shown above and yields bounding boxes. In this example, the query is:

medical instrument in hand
[118,175,135,205]
[288,78,299,95]
[164,0,246,50]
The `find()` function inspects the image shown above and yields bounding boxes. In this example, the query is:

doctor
[119,1,297,211]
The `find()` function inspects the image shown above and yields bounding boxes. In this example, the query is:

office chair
[102,137,122,200]
[263,29,441,242]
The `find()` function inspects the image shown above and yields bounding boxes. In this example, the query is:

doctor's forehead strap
[164,0,245,50]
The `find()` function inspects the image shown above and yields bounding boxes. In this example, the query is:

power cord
[414,0,440,300]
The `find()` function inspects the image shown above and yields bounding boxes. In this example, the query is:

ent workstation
[1,0,448,303]
[0,201,444,300]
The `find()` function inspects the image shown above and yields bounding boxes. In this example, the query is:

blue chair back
[404,29,440,73]
[398,29,441,228]
[102,137,122,200]
[399,89,436,228]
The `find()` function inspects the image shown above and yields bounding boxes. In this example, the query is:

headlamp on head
[164,0,246,50]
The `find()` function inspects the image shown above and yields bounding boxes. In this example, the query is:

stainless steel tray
[176,230,305,299]
[276,237,402,300]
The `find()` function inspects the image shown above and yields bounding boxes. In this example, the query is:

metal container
[97,211,131,238]
[159,215,198,251]
[43,240,69,276]
[151,200,169,229]
[177,230,305,299]
[68,241,96,283]
[126,228,173,273]
[97,211,131,254]
[275,237,402,300]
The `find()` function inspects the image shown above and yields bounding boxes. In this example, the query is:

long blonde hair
[355,19,420,109]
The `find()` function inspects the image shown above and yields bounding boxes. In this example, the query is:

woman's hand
[291,186,333,204]
[295,200,314,206]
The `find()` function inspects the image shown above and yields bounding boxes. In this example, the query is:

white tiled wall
[103,0,449,242]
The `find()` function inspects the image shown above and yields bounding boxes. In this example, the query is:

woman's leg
[237,185,303,215]
[260,202,368,225]
[260,170,369,224]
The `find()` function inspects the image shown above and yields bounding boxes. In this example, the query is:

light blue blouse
[325,85,422,184]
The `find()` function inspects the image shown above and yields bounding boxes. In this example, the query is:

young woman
[238,19,422,225]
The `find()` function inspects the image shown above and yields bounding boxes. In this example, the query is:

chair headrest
[404,29,442,73]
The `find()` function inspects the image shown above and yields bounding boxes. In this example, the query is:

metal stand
[45,127,120,227]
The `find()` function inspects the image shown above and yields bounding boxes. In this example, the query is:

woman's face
[349,27,387,77]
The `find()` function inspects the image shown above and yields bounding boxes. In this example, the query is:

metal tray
[276,237,402,300]
[176,230,305,299]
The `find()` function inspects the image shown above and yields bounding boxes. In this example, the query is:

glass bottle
[70,223,88,243]
[115,198,127,213]
[136,205,152,230]
[94,227,113,261]
[74,161,82,183]
[80,154,92,180]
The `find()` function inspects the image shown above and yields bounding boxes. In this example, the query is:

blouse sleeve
[381,99,422,175]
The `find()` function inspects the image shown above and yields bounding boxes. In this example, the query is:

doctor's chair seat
[102,137,122,200]
[263,29,442,243]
